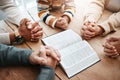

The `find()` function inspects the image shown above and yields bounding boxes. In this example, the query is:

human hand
[28,22,43,42]
[29,46,61,67]
[103,37,120,58]
[42,46,61,68]
[44,46,61,62]
[55,17,69,29]
[45,56,57,68]
[19,18,43,42]
[18,18,31,41]
[62,15,70,23]
[81,21,104,40]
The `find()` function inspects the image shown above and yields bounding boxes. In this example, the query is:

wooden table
[0,0,120,80]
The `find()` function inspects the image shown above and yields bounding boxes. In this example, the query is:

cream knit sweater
[84,0,120,35]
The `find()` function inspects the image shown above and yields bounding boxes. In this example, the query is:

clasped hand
[18,18,43,42]
[81,21,103,40]
[55,16,69,29]
[103,37,120,58]
[30,46,61,68]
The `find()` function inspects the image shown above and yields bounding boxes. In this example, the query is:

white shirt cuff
[0,33,10,44]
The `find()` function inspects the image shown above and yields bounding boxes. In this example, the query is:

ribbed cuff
[98,21,111,36]
[63,11,73,22]
[45,15,57,28]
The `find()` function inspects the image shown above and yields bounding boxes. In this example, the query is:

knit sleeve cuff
[98,21,111,36]
[44,15,57,28]
[62,11,74,23]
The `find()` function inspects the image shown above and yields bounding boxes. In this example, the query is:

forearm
[83,0,105,23]
[0,0,25,26]
[98,11,120,35]
[0,44,32,66]
[37,66,55,80]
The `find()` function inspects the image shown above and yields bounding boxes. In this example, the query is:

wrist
[97,25,105,35]
[9,33,16,43]
[12,31,25,44]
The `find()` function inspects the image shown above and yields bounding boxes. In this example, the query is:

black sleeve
[37,66,55,80]
[0,44,32,66]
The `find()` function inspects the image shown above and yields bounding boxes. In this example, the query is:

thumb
[29,22,38,30]
[20,18,30,27]
[27,22,33,29]
[39,46,47,59]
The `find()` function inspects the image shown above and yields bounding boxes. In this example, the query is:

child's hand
[19,18,43,42]
[55,17,69,30]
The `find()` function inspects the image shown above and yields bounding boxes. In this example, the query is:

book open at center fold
[42,29,100,78]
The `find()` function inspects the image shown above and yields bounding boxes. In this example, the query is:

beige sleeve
[0,0,25,26]
[83,0,105,23]
[98,11,120,36]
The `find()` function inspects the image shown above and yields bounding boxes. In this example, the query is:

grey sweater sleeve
[0,44,32,66]
[0,44,55,80]
[37,66,55,80]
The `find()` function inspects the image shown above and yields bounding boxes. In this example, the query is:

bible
[42,29,100,78]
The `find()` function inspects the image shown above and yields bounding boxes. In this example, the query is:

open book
[42,29,100,78]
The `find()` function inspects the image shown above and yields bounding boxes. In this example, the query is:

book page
[42,30,100,78]
[42,29,82,50]
[60,41,100,78]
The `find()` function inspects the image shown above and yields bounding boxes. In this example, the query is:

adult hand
[29,46,61,67]
[55,17,69,29]
[18,18,31,41]
[18,18,43,42]
[45,46,61,62]
[103,37,120,57]
[81,21,104,40]
[29,22,43,42]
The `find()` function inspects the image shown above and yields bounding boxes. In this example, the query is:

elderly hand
[103,37,120,58]
[55,17,69,30]
[81,21,104,40]
[29,46,61,68]
[18,18,43,42]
